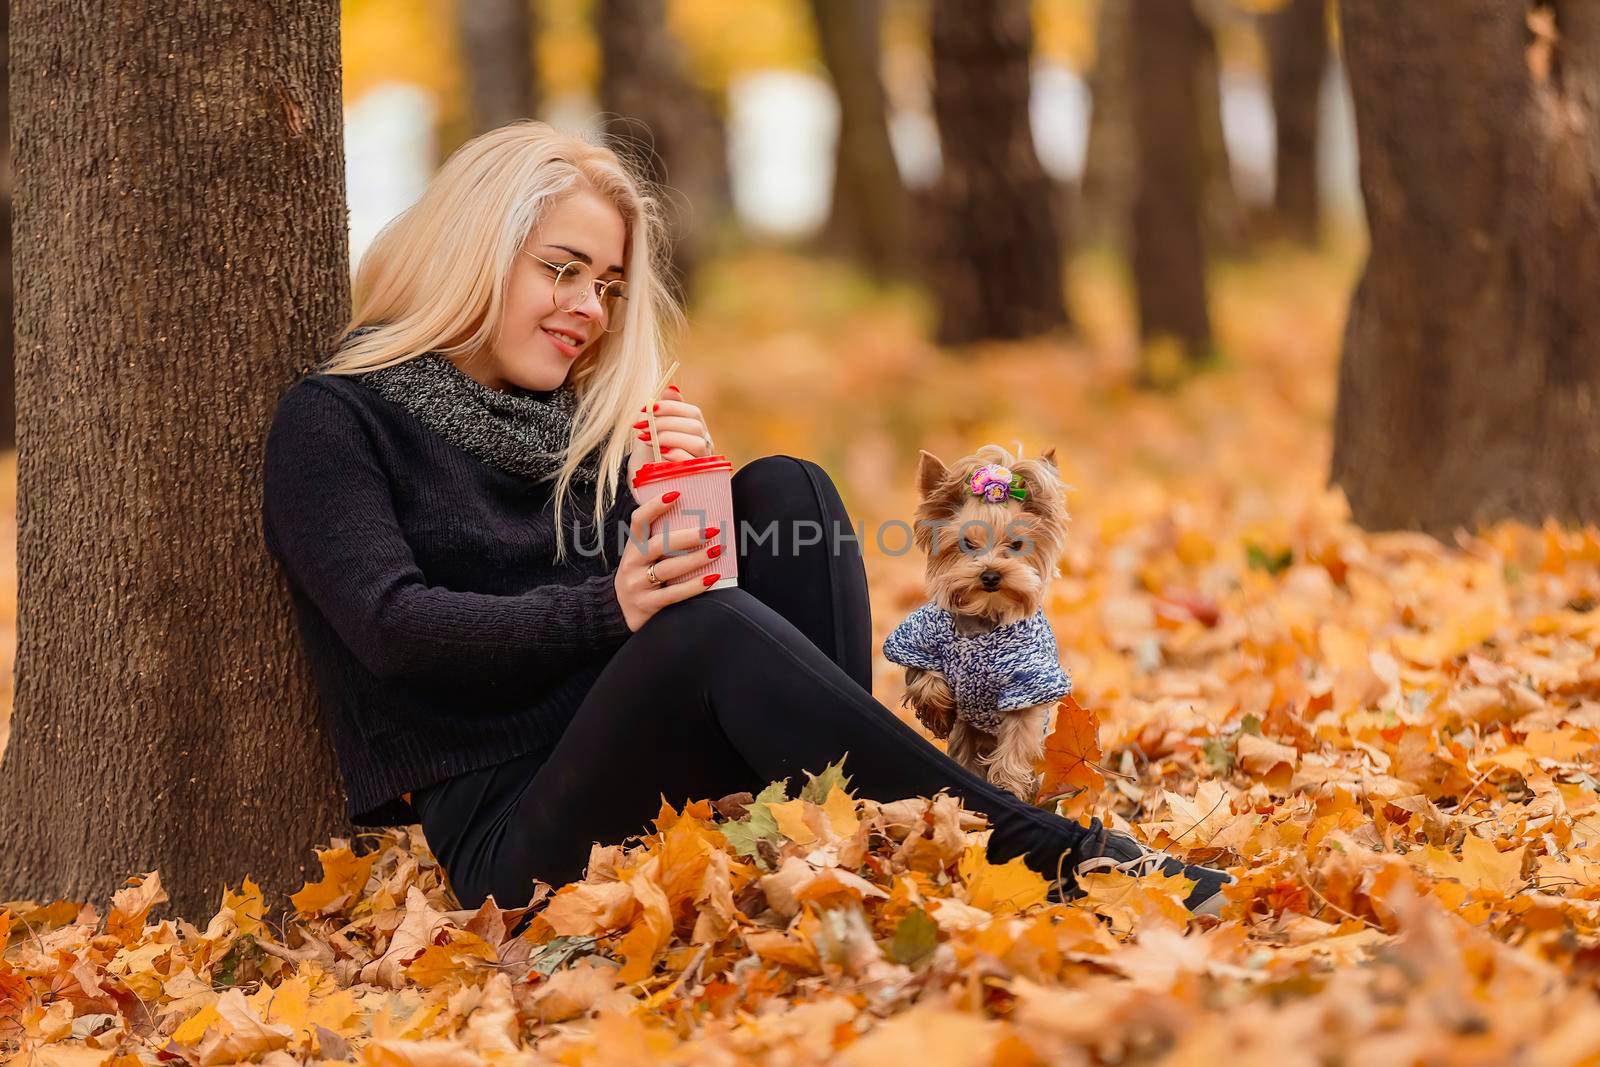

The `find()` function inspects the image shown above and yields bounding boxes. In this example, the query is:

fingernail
[652,403,660,412]
[707,545,723,559]
[703,526,719,538]
[632,419,648,429]
[662,491,681,503]
[702,573,720,587]
[668,384,681,394]
[638,431,651,441]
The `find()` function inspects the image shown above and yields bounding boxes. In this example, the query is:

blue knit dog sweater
[883,603,1073,734]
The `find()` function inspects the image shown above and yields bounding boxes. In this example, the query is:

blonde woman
[261,120,1232,920]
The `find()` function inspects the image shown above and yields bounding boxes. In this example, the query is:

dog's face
[912,445,1069,627]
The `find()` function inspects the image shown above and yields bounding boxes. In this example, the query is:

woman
[261,120,1232,918]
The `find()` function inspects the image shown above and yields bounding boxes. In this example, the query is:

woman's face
[467,186,628,393]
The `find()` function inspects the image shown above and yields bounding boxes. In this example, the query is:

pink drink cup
[630,455,739,590]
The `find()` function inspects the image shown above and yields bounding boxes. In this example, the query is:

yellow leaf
[822,784,860,839]
[291,847,379,917]
[769,798,819,845]
[174,1004,222,1049]
[221,878,264,938]
[958,844,1050,915]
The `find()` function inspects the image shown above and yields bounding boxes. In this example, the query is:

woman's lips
[542,326,581,358]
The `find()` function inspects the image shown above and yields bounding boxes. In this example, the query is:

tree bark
[0,0,14,451]
[808,0,916,279]
[927,0,1069,347]
[454,0,539,134]
[1266,0,1327,243]
[1331,0,1600,534]
[1130,0,1213,376]
[1082,0,1134,248]
[596,0,729,310]
[0,0,351,921]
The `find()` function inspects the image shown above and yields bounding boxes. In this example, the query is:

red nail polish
[702,573,720,587]
[662,490,681,503]
[707,545,723,559]
[639,431,651,441]
[668,384,681,394]
[632,419,648,429]
[703,526,719,538]
[652,403,660,412]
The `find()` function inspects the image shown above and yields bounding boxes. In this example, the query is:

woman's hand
[614,491,723,632]
[628,385,716,496]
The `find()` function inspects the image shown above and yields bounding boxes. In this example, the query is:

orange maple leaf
[1039,695,1105,807]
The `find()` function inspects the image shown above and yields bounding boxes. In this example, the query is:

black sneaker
[1053,821,1236,916]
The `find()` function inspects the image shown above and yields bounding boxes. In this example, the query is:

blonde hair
[322,120,684,563]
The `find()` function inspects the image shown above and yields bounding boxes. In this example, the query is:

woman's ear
[916,450,948,501]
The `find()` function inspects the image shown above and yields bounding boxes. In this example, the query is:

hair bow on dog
[968,463,1026,503]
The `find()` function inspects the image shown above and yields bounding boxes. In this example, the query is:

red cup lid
[631,454,733,489]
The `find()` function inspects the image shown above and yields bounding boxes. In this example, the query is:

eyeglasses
[521,250,630,333]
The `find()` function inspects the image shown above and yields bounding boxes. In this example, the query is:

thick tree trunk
[0,0,13,451]
[0,0,351,921]
[927,0,1069,347]
[1193,13,1246,254]
[1266,0,1327,243]
[597,0,729,310]
[809,0,916,278]
[455,0,539,133]
[1082,0,1134,247]
[1131,0,1213,376]
[1332,1,1600,534]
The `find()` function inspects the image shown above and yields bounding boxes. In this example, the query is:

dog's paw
[905,667,957,740]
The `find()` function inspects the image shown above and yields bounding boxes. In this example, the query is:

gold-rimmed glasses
[522,250,629,333]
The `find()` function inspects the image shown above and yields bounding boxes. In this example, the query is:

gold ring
[646,562,664,587]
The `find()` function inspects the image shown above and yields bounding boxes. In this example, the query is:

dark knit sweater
[260,372,638,826]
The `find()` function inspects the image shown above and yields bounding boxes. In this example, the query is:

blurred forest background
[5,5,1600,1057]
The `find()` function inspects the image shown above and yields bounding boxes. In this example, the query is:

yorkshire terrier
[883,444,1073,800]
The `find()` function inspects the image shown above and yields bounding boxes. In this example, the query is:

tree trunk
[0,0,351,921]
[1081,0,1134,248]
[596,0,729,310]
[808,0,916,279]
[1331,1,1600,534]
[927,0,1069,347]
[0,0,14,451]
[455,0,539,134]
[1266,0,1327,243]
[1131,0,1213,378]
[1193,12,1246,253]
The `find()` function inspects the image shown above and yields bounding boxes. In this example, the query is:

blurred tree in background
[1331,1,1600,535]
[806,0,917,280]
[0,0,349,920]
[597,0,732,310]
[1264,0,1327,244]
[455,0,540,134]
[927,0,1069,347]
[1130,0,1215,380]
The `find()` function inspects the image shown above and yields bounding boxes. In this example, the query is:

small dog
[883,444,1073,800]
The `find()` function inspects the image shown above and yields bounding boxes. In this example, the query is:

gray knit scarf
[354,350,602,483]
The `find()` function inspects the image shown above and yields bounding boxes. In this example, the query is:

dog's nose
[980,569,1002,590]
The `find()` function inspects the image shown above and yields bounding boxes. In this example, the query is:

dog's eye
[1008,540,1024,552]
[961,537,980,552]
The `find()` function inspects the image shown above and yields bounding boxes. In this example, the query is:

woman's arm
[261,381,633,687]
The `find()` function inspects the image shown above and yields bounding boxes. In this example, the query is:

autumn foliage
[6,250,1600,1063]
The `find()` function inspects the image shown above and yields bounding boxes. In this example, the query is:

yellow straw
[645,360,679,464]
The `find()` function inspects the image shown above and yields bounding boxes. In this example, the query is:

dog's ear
[1038,446,1059,471]
[916,450,948,501]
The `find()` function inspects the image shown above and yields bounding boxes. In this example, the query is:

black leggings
[411,454,1097,910]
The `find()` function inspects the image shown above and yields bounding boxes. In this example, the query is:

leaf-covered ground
[6,246,1600,1065]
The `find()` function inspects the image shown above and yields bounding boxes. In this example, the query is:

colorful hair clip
[968,463,1026,504]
